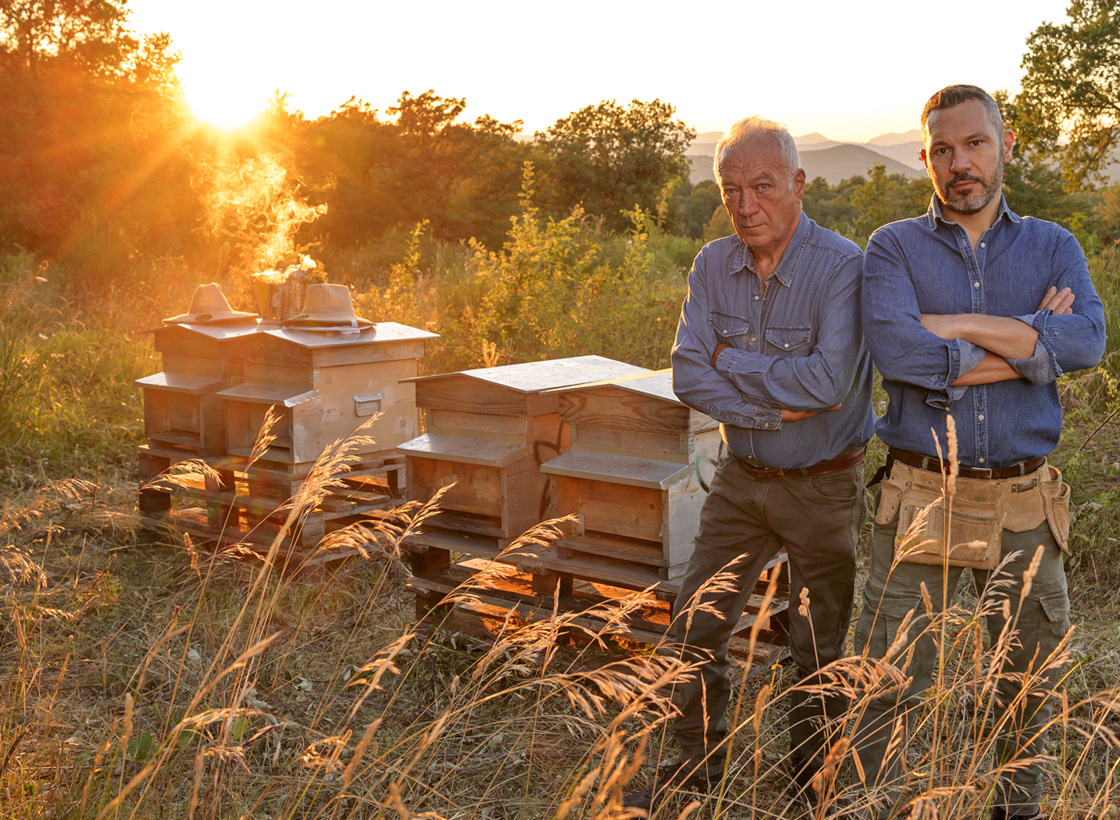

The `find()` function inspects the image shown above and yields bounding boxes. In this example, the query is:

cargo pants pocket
[856,584,933,688]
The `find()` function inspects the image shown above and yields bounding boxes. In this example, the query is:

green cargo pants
[852,506,1071,818]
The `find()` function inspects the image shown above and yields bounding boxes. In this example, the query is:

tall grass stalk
[3,403,1120,818]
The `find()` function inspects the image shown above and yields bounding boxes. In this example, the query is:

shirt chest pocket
[765,326,812,355]
[709,310,753,345]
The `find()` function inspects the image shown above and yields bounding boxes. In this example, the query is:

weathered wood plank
[428,409,527,440]
[542,451,688,490]
[569,423,687,460]
[408,457,504,518]
[415,378,527,415]
[572,478,663,542]
[398,434,527,468]
[558,389,691,434]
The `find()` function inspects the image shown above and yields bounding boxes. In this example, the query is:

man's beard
[937,159,1004,215]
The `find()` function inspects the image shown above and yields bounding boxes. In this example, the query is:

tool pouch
[876,461,1002,569]
[1039,465,1071,555]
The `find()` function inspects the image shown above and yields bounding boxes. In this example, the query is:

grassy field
[1,239,1119,819]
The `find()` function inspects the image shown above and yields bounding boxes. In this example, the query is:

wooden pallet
[138,442,406,563]
[403,526,788,594]
[401,525,790,648]
[406,556,788,651]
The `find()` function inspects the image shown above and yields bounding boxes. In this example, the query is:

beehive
[137,319,437,557]
[398,356,649,542]
[136,323,257,455]
[541,369,721,581]
[217,322,437,465]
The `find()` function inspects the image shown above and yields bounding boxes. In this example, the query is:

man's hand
[711,342,731,368]
[781,404,841,422]
[1039,286,1074,315]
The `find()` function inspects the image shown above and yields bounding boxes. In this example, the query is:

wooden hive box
[541,369,721,580]
[136,323,258,455]
[398,356,648,542]
[217,322,437,465]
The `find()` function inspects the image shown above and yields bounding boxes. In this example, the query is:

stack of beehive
[137,283,436,558]
[398,364,788,648]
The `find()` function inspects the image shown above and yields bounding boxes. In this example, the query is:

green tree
[1,0,135,76]
[471,168,685,367]
[848,164,930,243]
[0,0,191,288]
[801,173,874,238]
[1001,154,1084,227]
[382,90,527,247]
[676,179,722,239]
[533,99,695,232]
[1016,0,1120,188]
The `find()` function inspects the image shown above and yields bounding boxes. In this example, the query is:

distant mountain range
[690,129,1120,185]
[689,130,925,186]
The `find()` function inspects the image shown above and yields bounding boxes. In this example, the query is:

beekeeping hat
[164,283,258,325]
[281,283,373,330]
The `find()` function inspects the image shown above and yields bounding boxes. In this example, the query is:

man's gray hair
[713,117,800,182]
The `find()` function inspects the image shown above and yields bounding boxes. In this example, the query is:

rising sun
[184,77,268,131]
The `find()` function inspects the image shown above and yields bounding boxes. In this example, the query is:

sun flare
[184,78,267,131]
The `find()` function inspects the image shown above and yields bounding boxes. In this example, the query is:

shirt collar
[924,193,1021,230]
[730,212,811,289]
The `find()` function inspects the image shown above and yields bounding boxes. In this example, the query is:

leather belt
[737,446,865,482]
[887,447,1046,480]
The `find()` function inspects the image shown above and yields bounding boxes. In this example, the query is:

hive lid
[263,321,438,347]
[143,321,262,339]
[135,372,225,394]
[547,368,677,401]
[406,355,647,393]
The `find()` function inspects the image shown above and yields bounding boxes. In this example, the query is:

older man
[854,85,1106,820]
[626,117,874,810]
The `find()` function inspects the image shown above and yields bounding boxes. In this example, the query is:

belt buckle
[743,461,784,481]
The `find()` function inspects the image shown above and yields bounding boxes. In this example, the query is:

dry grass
[2,408,1118,820]
[2,249,1119,817]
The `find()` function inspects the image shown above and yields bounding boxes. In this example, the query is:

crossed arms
[922,286,1073,386]
[863,226,1106,405]
[671,246,864,427]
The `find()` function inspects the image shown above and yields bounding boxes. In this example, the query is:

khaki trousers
[668,446,864,783]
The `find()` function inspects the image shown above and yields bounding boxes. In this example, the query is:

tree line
[1,0,1119,295]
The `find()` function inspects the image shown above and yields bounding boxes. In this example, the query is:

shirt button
[784,343,790,348]
[979,457,986,463]
[980,242,986,248]
[753,295,760,301]
[974,282,981,289]
[978,413,985,421]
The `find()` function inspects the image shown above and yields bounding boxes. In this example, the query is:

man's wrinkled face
[717,135,805,256]
[923,98,1014,216]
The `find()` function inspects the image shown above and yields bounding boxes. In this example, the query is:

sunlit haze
[128,0,1073,141]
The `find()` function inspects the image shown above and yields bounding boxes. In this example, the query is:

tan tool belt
[875,459,1071,569]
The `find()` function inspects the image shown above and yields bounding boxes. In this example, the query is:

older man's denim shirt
[863,196,1106,468]
[672,213,875,469]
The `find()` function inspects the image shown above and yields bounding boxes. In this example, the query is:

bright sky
[127,0,1074,142]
